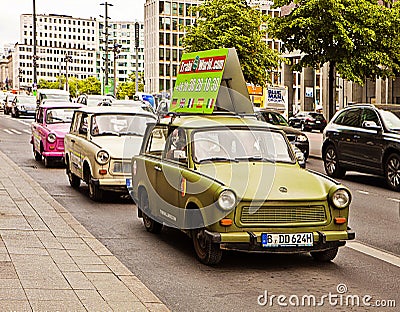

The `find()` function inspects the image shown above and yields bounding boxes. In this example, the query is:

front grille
[240,205,327,225]
[112,161,132,174]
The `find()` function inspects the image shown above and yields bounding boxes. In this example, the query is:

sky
[0,0,146,51]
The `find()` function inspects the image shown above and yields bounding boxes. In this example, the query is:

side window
[144,126,168,157]
[36,108,44,123]
[78,113,89,136]
[361,108,380,126]
[337,109,361,127]
[70,112,80,133]
[165,127,188,163]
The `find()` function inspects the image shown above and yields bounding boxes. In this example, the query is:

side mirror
[362,121,381,131]
[291,144,306,169]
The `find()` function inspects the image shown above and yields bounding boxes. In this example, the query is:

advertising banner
[170,48,229,114]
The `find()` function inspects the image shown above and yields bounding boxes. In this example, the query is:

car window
[310,113,325,121]
[78,113,88,136]
[193,128,294,164]
[164,127,188,164]
[144,126,168,157]
[36,108,44,123]
[46,108,75,124]
[380,109,400,131]
[71,112,81,133]
[335,108,361,127]
[361,108,381,127]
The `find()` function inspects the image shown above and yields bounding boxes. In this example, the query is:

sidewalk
[0,150,169,312]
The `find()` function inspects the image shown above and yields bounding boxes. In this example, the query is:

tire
[88,175,103,201]
[139,191,162,233]
[43,156,51,168]
[323,145,346,178]
[66,160,80,188]
[311,247,338,262]
[385,153,400,191]
[192,228,223,265]
[33,148,42,161]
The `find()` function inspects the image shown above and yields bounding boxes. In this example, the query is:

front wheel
[66,160,80,188]
[192,228,222,265]
[33,148,42,161]
[385,153,400,191]
[88,176,103,201]
[323,145,346,178]
[311,247,338,262]
[139,191,162,233]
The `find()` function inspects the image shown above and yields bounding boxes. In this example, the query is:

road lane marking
[10,129,22,135]
[3,129,13,134]
[388,198,400,203]
[346,241,400,268]
[16,120,32,126]
[23,129,31,134]
[357,190,369,195]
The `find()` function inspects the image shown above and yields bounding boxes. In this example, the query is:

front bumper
[204,229,355,253]
[91,177,130,193]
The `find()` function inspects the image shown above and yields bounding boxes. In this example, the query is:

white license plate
[126,178,132,188]
[261,233,314,247]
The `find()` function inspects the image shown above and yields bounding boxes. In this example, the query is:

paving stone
[25,289,79,302]
[120,275,164,304]
[30,300,86,312]
[19,277,71,290]
[75,289,113,311]
[0,278,23,289]
[145,302,171,312]
[0,261,18,279]
[35,232,63,249]
[55,262,81,273]
[98,288,140,303]
[47,249,75,265]
[67,248,97,258]
[76,263,111,273]
[0,215,31,231]
[0,287,27,300]
[83,238,113,256]
[85,272,125,291]
[0,300,32,311]
[0,253,11,261]
[100,255,134,276]
[107,300,148,312]
[72,256,105,265]
[62,272,95,290]
[6,246,49,256]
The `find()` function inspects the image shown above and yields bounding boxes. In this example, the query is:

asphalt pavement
[0,149,169,311]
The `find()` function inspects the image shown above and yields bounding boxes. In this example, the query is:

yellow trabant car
[129,113,355,265]
[64,106,156,201]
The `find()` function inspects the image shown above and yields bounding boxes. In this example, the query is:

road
[0,114,398,311]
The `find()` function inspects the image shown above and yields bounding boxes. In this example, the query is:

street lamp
[100,2,113,94]
[32,0,37,87]
[64,54,73,92]
[112,41,122,97]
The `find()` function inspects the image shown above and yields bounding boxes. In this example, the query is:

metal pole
[113,47,117,97]
[65,55,68,92]
[32,0,37,86]
[105,3,109,87]
[135,47,139,94]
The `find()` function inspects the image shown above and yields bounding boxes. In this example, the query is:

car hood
[196,162,332,201]
[91,135,144,158]
[45,123,71,137]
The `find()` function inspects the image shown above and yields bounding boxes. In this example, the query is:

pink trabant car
[31,102,82,167]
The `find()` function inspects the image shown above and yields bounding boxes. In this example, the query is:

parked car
[64,106,156,201]
[289,111,327,132]
[76,94,113,106]
[255,108,310,159]
[3,93,17,115]
[99,99,156,115]
[322,104,400,191]
[128,113,354,265]
[31,102,83,167]
[11,94,37,118]
[36,89,70,107]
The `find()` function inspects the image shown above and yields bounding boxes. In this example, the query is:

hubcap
[325,149,337,174]
[387,157,400,187]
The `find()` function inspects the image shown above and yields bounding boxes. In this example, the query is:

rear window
[309,113,325,120]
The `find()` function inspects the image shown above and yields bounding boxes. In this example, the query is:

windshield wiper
[119,131,143,136]
[235,156,275,162]
[198,157,238,163]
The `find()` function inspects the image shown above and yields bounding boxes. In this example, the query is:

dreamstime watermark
[257,284,396,308]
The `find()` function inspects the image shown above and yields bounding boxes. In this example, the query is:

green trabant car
[64,106,156,201]
[129,113,355,265]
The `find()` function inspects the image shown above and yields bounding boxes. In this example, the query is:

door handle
[154,165,162,172]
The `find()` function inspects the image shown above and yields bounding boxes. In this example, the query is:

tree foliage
[37,76,101,97]
[116,72,144,99]
[270,0,400,84]
[183,0,282,87]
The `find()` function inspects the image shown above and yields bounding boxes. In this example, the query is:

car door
[32,108,44,153]
[356,108,385,171]
[336,108,362,165]
[156,127,189,227]
[67,112,88,179]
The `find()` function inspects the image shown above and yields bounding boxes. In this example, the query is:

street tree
[270,0,400,119]
[183,0,282,87]
[116,72,144,99]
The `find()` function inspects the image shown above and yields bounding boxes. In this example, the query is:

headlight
[217,190,236,211]
[296,134,308,142]
[96,150,110,165]
[331,189,351,209]
[47,133,57,143]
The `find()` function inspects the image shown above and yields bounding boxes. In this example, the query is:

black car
[256,108,310,159]
[322,104,400,191]
[289,111,327,132]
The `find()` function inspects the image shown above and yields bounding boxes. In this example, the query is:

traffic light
[135,22,140,48]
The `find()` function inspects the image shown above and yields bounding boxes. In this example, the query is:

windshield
[46,108,75,124]
[17,96,36,105]
[380,109,400,130]
[44,94,70,101]
[91,114,155,136]
[192,128,295,164]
